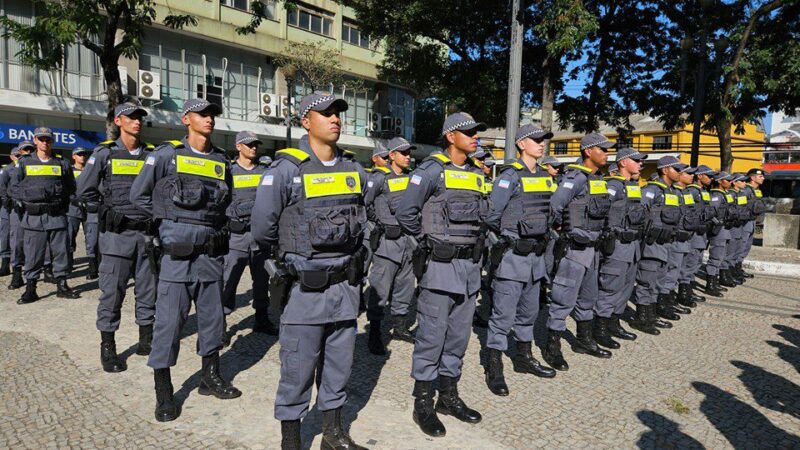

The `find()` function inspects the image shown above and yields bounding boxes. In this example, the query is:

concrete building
[0,0,423,161]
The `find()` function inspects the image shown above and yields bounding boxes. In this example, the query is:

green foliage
[274,40,365,93]
[236,1,297,35]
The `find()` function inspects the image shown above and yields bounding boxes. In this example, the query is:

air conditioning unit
[381,116,394,133]
[280,96,296,118]
[259,92,278,117]
[118,66,129,96]
[369,112,382,132]
[137,70,161,100]
[393,117,404,136]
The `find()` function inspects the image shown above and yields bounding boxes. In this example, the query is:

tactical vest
[102,142,152,218]
[499,162,553,237]
[152,141,230,227]
[561,164,611,233]
[744,184,766,217]
[228,161,268,223]
[605,177,646,233]
[710,189,732,222]
[646,181,680,230]
[73,168,82,179]
[276,148,366,258]
[674,185,703,232]
[420,154,487,245]
[687,184,715,225]
[483,177,493,195]
[729,189,751,222]
[373,168,409,230]
[19,156,66,205]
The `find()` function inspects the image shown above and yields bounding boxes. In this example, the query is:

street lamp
[283,65,297,148]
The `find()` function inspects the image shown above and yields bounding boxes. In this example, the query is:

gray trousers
[487,277,540,351]
[546,249,599,331]
[0,214,9,260]
[725,227,742,269]
[680,247,704,284]
[738,222,755,265]
[365,254,415,322]
[68,216,99,256]
[596,258,634,318]
[222,246,268,315]
[660,246,686,294]
[274,320,356,420]
[707,234,729,277]
[634,258,663,306]
[23,228,69,280]
[9,212,24,268]
[411,288,477,381]
[147,280,224,369]
[96,233,156,332]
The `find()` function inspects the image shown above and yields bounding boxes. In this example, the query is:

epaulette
[605,175,625,181]
[687,184,702,189]
[647,181,668,189]
[162,139,184,149]
[424,153,451,166]
[145,143,155,150]
[364,167,373,173]
[373,166,391,174]
[566,163,592,174]
[341,149,357,160]
[275,148,310,166]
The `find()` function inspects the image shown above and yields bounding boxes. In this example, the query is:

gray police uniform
[395,153,486,382]
[0,165,12,263]
[486,160,553,351]
[546,164,610,331]
[67,166,99,268]
[660,186,698,295]
[706,189,733,277]
[251,137,367,421]
[76,138,156,333]
[636,181,680,306]
[679,184,709,285]
[724,189,745,271]
[12,154,76,281]
[596,176,645,318]
[222,159,270,316]
[365,166,415,323]
[129,138,232,369]
[738,184,764,265]
[3,162,25,270]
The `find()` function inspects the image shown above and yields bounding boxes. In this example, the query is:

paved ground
[1,240,799,449]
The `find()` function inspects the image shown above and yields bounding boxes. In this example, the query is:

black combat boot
[43,265,54,283]
[136,324,153,356]
[320,407,367,450]
[668,291,691,314]
[412,380,446,437]
[198,353,242,399]
[472,312,488,328]
[435,376,482,424]
[737,262,754,279]
[154,368,179,422]
[542,329,569,371]
[592,317,621,349]
[629,304,660,335]
[608,313,637,340]
[56,277,80,299]
[100,331,127,373]
[513,341,556,378]
[280,420,301,450]
[729,266,744,285]
[719,269,737,287]
[656,294,680,321]
[17,279,38,304]
[367,320,386,356]
[686,283,706,303]
[252,309,279,335]
[8,267,24,289]
[705,276,724,298]
[86,257,99,280]
[390,314,415,343]
[677,284,697,308]
[649,304,673,329]
[484,348,509,396]
[572,320,613,358]
[0,257,9,276]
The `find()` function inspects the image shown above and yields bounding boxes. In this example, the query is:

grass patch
[664,397,690,414]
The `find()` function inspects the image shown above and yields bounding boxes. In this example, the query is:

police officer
[724,174,747,285]
[483,124,557,397]
[0,146,23,276]
[75,103,157,373]
[542,132,613,371]
[365,136,416,356]
[731,173,753,282]
[473,151,496,329]
[739,168,766,279]
[13,127,79,304]
[130,98,240,422]
[68,146,100,278]
[695,167,724,297]
[664,165,702,311]
[594,148,648,348]
[606,162,619,177]
[539,155,565,184]
[540,155,565,285]
[677,166,712,305]
[251,92,368,450]
[221,131,278,341]
[708,172,737,288]
[396,112,486,437]
[4,141,32,289]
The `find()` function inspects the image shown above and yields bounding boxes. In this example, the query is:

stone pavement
[1,241,799,449]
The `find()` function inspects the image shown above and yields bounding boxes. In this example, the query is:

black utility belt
[430,242,481,263]
[511,236,549,256]
[290,268,350,293]
[24,202,65,216]
[85,204,99,213]
[673,230,692,242]
[228,219,250,234]
[615,229,643,244]
[569,239,597,251]
[163,232,230,260]
[383,224,403,240]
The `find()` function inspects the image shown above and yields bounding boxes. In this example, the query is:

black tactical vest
[605,177,646,232]
[561,164,611,232]
[373,167,409,228]
[710,189,732,222]
[674,185,703,232]
[102,142,152,218]
[499,161,553,237]
[19,155,66,205]
[645,181,680,230]
[227,161,268,223]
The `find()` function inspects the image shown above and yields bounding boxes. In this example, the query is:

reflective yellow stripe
[431,153,451,164]
[567,164,592,173]
[26,165,62,176]
[589,179,608,194]
[110,159,145,175]
[303,172,361,198]
[521,177,553,193]
[387,177,409,192]
[648,181,667,189]
[737,195,747,205]
[374,166,390,173]
[701,192,711,201]
[73,170,81,178]
[276,148,310,162]
[483,182,493,194]
[443,170,483,192]
[626,185,642,198]
[175,155,225,180]
[233,174,261,189]
[755,189,763,198]
[510,162,524,170]
[664,194,679,206]
[167,140,183,148]
[724,194,734,203]
[683,194,695,205]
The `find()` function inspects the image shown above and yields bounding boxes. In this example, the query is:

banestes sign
[0,123,104,149]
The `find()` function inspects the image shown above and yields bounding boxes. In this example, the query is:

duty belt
[163,231,230,260]
[229,219,250,234]
[288,267,349,292]
[673,230,692,242]
[512,235,549,256]
[430,242,481,263]
[23,202,65,216]
[568,238,598,251]
[383,224,403,240]
[614,229,642,244]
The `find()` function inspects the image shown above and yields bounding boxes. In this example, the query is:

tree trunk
[102,59,123,140]
[541,55,556,155]
[716,118,733,172]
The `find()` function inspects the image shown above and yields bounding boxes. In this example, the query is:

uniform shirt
[604,176,640,262]
[12,153,76,231]
[550,164,604,244]
[368,165,412,265]
[640,180,676,262]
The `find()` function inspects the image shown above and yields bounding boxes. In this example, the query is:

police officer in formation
[130,98,240,422]
[251,92,368,450]
[483,124,557,397]
[730,173,755,282]
[1,144,30,279]
[740,168,765,278]
[364,136,417,356]
[675,165,707,306]
[707,172,738,288]
[221,130,278,340]
[76,102,157,374]
[396,112,487,437]
[13,127,80,304]
[68,146,100,279]
[661,163,700,313]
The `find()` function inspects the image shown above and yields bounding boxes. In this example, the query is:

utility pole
[504,0,524,163]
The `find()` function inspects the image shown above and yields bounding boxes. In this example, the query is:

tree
[0,0,196,138]
[273,40,365,94]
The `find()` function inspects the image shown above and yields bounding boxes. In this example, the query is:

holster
[347,245,368,285]
[599,231,616,256]
[228,219,250,234]
[144,237,162,275]
[490,238,511,267]
[412,241,430,281]
[368,223,382,251]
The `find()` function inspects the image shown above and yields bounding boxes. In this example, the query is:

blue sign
[0,123,105,149]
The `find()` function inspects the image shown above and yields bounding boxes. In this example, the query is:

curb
[742,259,800,278]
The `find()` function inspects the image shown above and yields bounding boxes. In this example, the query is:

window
[198,76,223,112]
[553,142,568,155]
[387,87,414,139]
[288,3,334,37]
[652,135,673,150]
[342,21,371,48]
[341,84,374,137]
[222,0,277,19]
[616,138,633,148]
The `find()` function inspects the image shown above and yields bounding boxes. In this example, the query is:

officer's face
[698,173,712,186]
[750,174,764,185]
[619,158,642,177]
[237,142,258,160]
[448,128,479,153]
[586,146,609,166]
[182,112,216,137]
[72,153,87,165]
[519,137,545,158]
[473,158,485,169]
[720,179,732,189]
[35,136,52,153]
[482,164,492,176]
[390,149,411,169]
[734,180,746,189]
[679,171,693,185]
[303,107,342,143]
[372,154,388,168]
[114,113,144,136]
